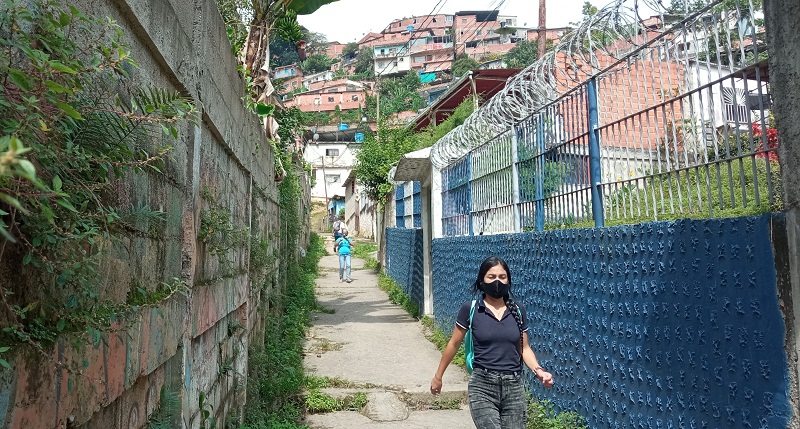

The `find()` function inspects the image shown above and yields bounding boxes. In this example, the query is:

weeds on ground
[304,389,368,413]
[422,316,465,369]
[239,234,325,429]
[377,273,419,318]
[352,241,379,271]
[527,398,587,429]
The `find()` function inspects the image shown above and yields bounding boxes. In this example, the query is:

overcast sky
[297,0,590,44]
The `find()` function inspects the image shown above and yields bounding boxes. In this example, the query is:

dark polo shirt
[456,296,529,372]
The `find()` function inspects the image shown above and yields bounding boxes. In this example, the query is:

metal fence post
[586,78,605,228]
[512,127,521,232]
[467,153,474,236]
[535,118,545,231]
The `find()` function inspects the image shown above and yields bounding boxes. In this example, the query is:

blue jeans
[468,368,527,429]
[338,254,351,280]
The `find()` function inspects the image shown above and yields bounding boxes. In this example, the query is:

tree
[451,54,478,78]
[505,40,540,68]
[353,126,418,203]
[215,0,340,103]
[302,53,333,74]
[581,1,598,16]
[354,48,374,77]
[342,42,359,58]
[365,72,425,120]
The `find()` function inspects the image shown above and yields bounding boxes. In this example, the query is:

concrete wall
[0,0,303,428]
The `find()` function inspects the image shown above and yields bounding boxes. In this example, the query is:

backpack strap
[468,299,476,328]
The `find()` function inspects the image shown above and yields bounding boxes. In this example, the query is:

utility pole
[538,0,547,58]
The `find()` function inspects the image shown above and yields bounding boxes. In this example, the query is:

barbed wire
[425,0,717,170]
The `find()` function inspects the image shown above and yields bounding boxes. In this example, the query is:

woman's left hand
[536,370,554,388]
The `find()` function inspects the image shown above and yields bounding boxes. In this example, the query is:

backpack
[333,220,342,232]
[465,300,477,374]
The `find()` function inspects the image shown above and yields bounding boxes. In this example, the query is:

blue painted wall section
[431,215,791,429]
[385,227,424,315]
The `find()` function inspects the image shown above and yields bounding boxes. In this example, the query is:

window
[292,81,298,87]
[327,96,334,102]
[351,95,359,101]
[328,88,338,92]
[326,149,339,157]
[461,18,467,24]
[488,30,494,35]
[477,29,482,35]
[446,16,453,24]
[325,174,340,183]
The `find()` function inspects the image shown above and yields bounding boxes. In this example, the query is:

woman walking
[334,230,353,283]
[430,256,553,428]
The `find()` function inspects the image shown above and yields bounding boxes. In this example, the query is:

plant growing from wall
[0,0,196,361]
[198,188,250,278]
[147,386,182,429]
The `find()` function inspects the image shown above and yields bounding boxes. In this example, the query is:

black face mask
[479,280,510,299]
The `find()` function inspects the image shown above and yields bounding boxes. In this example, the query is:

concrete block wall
[0,0,295,428]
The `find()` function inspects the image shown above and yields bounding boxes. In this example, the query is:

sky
[297,0,590,44]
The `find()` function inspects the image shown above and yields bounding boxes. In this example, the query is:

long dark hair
[472,256,525,354]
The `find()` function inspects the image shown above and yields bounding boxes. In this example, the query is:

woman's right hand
[430,375,443,395]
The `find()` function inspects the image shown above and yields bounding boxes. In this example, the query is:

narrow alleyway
[302,237,475,428]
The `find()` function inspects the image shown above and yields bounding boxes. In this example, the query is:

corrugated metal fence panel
[385,227,424,315]
[442,155,472,236]
[471,131,515,234]
[395,182,405,227]
[413,181,422,228]
[432,214,791,428]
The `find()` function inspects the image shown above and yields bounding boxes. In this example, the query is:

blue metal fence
[439,0,779,236]
[431,215,792,428]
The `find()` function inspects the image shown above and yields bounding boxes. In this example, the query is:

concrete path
[303,238,475,428]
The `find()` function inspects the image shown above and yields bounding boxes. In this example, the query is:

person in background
[332,216,344,242]
[430,256,553,429]
[334,230,353,283]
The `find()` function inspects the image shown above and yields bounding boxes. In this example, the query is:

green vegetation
[377,273,419,319]
[366,71,426,121]
[527,399,587,429]
[504,39,553,68]
[354,99,476,206]
[451,54,479,78]
[147,386,182,429]
[0,0,196,366]
[351,242,378,270]
[602,158,780,224]
[301,53,334,74]
[241,233,326,428]
[304,389,368,413]
[421,315,466,370]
